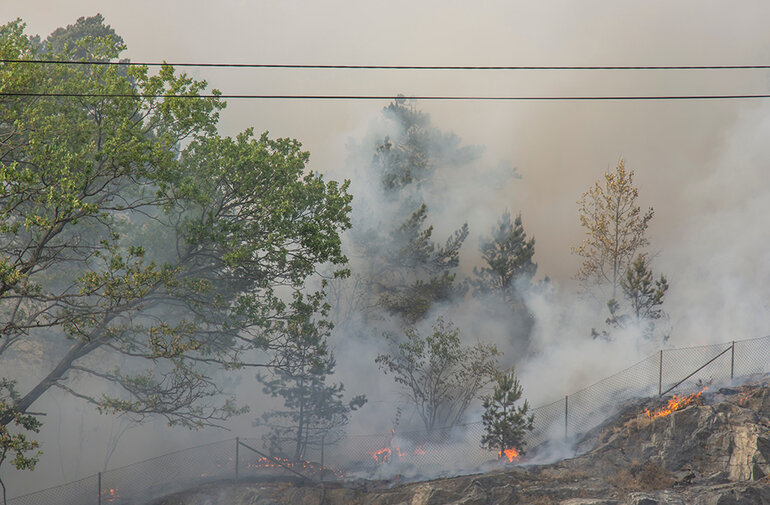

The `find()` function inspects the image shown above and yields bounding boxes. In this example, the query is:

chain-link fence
[8,335,770,504]
[320,335,770,475]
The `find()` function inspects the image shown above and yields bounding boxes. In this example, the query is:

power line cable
[2,92,770,101]
[4,59,770,70]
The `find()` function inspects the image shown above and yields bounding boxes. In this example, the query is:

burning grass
[643,387,707,420]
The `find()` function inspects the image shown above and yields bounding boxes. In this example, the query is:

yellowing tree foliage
[572,159,653,298]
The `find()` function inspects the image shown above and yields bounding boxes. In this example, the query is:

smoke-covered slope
[153,378,770,505]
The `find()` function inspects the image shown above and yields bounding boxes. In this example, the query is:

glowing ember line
[371,446,392,463]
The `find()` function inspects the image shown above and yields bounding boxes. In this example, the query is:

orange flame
[370,446,392,463]
[498,448,520,462]
[369,429,426,464]
[644,387,707,420]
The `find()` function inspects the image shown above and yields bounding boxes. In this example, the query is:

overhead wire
[3,59,770,101]
[2,92,770,101]
[3,59,770,70]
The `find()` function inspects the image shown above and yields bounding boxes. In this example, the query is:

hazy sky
[3,0,769,281]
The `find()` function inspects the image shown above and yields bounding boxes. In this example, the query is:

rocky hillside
[154,378,770,505]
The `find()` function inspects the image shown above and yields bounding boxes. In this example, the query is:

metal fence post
[98,472,102,505]
[658,350,663,396]
[235,437,239,481]
[564,395,569,440]
[320,434,325,468]
[731,341,735,380]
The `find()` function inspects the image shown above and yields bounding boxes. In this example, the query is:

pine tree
[480,370,534,459]
[346,99,475,325]
[255,310,366,461]
[373,204,469,324]
[372,99,481,193]
[605,254,669,339]
[472,211,537,306]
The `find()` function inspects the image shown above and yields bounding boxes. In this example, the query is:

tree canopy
[0,17,351,447]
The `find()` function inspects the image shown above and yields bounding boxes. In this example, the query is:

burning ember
[644,387,707,420]
[245,456,344,478]
[100,487,120,503]
[201,454,343,478]
[498,448,520,463]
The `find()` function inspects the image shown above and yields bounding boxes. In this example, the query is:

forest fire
[644,387,708,420]
[498,448,520,463]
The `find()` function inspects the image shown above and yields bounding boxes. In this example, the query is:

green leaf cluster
[0,17,352,444]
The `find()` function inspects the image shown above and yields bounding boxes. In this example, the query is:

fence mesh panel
[527,398,565,447]
[7,474,98,505]
[660,343,733,395]
[100,438,235,504]
[7,335,770,504]
[734,336,770,377]
[567,353,660,436]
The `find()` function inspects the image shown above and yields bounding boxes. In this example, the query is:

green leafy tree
[41,14,123,57]
[0,380,41,505]
[255,308,366,461]
[375,317,500,433]
[0,18,351,454]
[480,370,534,459]
[603,254,669,339]
[572,159,654,298]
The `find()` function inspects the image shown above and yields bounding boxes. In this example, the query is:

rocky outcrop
[153,379,770,505]
[572,382,770,484]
